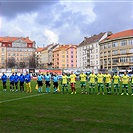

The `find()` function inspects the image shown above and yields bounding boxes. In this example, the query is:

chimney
[107,31,113,36]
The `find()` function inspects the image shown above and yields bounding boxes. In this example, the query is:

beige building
[99,29,133,71]
[35,47,44,68]
[0,36,36,69]
[77,32,107,72]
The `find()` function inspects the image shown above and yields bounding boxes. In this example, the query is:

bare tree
[28,54,36,69]
[7,57,16,68]
[19,61,27,69]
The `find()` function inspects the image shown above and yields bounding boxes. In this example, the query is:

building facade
[77,32,107,72]
[53,45,77,69]
[35,47,44,68]
[99,29,133,70]
[0,36,36,69]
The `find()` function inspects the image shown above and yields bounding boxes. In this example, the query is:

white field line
[0,93,46,104]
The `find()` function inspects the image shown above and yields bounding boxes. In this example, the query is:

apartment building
[35,47,44,68]
[53,45,77,69]
[77,32,107,71]
[0,36,36,69]
[99,29,133,70]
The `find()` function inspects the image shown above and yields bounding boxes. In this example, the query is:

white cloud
[60,0,96,23]
[44,29,59,44]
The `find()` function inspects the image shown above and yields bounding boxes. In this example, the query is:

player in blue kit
[1,72,7,91]
[44,72,51,93]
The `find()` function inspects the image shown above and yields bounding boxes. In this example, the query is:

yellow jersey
[104,74,111,83]
[62,75,68,84]
[89,74,97,83]
[113,75,120,84]
[131,75,133,84]
[97,74,104,83]
[70,74,76,83]
[122,75,129,84]
[79,73,87,82]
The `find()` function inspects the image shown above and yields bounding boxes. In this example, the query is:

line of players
[1,71,32,93]
[1,70,133,95]
[35,70,133,95]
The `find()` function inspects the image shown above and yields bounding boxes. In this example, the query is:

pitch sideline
[0,93,46,104]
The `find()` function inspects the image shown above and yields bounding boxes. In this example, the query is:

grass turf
[0,80,133,133]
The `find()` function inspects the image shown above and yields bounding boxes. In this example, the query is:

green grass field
[0,80,133,133]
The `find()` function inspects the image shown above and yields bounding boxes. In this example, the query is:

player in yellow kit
[130,74,133,96]
[112,72,120,95]
[79,71,87,94]
[88,71,97,94]
[104,71,112,94]
[97,71,105,95]
[121,71,129,95]
[61,73,68,94]
[70,71,76,94]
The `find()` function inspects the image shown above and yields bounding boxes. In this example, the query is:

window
[96,60,98,65]
[120,40,127,46]
[120,49,126,54]
[62,55,65,58]
[71,60,73,63]
[2,48,4,52]
[108,51,111,56]
[112,42,118,47]
[129,48,133,53]
[62,60,65,62]
[96,49,98,53]
[108,43,111,48]
[104,59,107,64]
[128,39,133,45]
[71,51,73,54]
[96,55,98,59]
[112,58,119,64]
[8,53,11,56]
[104,44,108,49]
[108,58,111,64]
[120,57,128,62]
[71,55,73,58]
[2,57,4,60]
[100,45,103,50]
[129,56,133,62]
[112,50,118,55]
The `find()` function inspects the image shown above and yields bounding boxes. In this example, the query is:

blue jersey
[38,75,43,81]
[44,75,51,81]
[10,75,15,82]
[53,76,59,82]
[1,74,7,82]
[19,74,25,82]
[14,74,19,82]
[25,74,31,83]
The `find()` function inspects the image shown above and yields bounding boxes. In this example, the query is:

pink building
[53,45,77,69]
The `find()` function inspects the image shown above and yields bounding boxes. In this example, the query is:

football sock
[126,89,128,93]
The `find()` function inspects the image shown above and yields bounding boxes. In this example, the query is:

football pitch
[0,80,133,133]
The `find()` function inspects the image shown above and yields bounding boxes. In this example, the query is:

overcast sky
[0,0,132,47]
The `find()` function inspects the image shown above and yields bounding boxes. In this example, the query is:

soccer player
[37,73,44,93]
[25,71,32,93]
[130,74,133,96]
[79,71,87,94]
[44,72,51,93]
[112,72,120,95]
[19,72,25,92]
[1,72,7,91]
[88,71,97,94]
[10,73,15,92]
[104,71,112,94]
[121,71,129,95]
[97,71,105,95]
[61,73,68,94]
[70,71,76,94]
[14,72,19,92]
[53,73,59,93]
